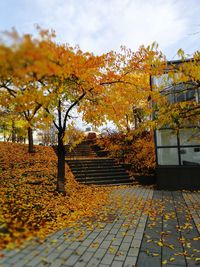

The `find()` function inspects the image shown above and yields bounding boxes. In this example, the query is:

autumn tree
[151,52,200,130]
[0,108,27,142]
[80,44,165,133]
[2,29,189,195]
[0,29,172,195]
[0,31,49,152]
[34,37,120,193]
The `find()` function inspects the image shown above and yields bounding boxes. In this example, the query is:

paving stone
[119,242,130,251]
[77,251,94,264]
[1,249,21,258]
[111,260,124,267]
[81,239,94,247]
[62,254,80,266]
[114,251,127,261]
[34,263,50,267]
[7,259,30,267]
[109,228,119,234]
[87,232,99,239]
[73,261,87,267]
[186,258,200,267]
[104,234,116,241]
[45,252,61,262]
[126,229,136,236]
[98,231,109,238]
[143,229,160,238]
[130,239,141,248]
[100,253,115,265]
[122,236,133,243]
[133,232,144,240]
[6,252,30,264]
[69,242,81,250]
[100,240,112,249]
[161,265,186,267]
[104,224,114,231]
[136,251,161,267]
[124,256,137,267]
[162,253,186,266]
[50,258,63,267]
[87,257,102,267]
[59,249,74,260]
[93,248,107,259]
[127,247,140,257]
[94,236,106,244]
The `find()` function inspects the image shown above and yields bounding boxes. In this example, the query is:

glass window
[186,89,196,101]
[181,147,200,165]
[179,128,200,146]
[157,148,179,165]
[152,74,169,88]
[156,129,177,146]
[161,83,197,104]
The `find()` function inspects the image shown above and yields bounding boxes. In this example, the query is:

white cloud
[1,0,200,57]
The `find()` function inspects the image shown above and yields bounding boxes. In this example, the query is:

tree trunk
[11,119,16,143]
[56,131,66,194]
[28,127,35,153]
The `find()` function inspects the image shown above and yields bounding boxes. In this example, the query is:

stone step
[66,153,97,157]
[67,159,116,164]
[78,179,133,185]
[69,168,128,173]
[76,174,130,180]
[67,158,114,162]
[74,172,130,178]
[63,140,133,185]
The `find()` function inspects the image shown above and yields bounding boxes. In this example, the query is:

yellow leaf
[157,241,163,247]
[162,260,167,265]
[152,253,159,257]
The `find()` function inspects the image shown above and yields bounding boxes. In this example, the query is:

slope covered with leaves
[0,142,111,249]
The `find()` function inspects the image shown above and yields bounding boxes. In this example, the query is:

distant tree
[0,31,48,152]
[0,108,26,142]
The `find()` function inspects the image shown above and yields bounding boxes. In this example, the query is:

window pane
[156,129,177,146]
[157,148,179,165]
[179,128,200,146]
[152,74,169,88]
[181,147,200,165]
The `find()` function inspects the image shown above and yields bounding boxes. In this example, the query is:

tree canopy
[0,28,199,193]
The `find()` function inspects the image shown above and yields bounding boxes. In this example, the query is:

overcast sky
[0,0,200,59]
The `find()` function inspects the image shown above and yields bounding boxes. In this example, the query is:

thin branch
[63,90,87,130]
[44,107,59,130]
[1,83,17,97]
[30,103,42,121]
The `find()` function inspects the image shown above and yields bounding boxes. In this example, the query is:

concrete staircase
[66,140,133,185]
[65,140,97,158]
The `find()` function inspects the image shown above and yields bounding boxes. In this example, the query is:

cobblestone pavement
[137,190,200,267]
[0,187,199,267]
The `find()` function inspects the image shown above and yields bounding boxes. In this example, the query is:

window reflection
[156,129,177,146]
[157,148,179,165]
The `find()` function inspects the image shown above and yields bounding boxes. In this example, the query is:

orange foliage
[97,131,156,176]
[0,142,111,249]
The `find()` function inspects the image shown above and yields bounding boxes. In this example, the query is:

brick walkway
[0,187,199,267]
